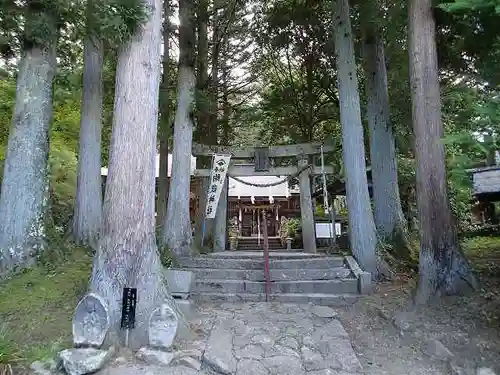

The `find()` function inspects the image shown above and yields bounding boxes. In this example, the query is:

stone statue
[73,293,110,348]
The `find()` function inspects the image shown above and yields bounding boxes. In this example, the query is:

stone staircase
[236,237,283,251]
[174,252,371,306]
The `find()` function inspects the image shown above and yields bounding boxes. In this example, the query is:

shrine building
[101,151,339,251]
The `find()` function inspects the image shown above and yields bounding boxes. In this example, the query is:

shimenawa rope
[228,164,313,187]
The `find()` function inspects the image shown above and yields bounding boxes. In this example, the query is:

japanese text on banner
[205,154,231,218]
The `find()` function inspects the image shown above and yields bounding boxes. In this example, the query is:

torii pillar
[298,157,316,253]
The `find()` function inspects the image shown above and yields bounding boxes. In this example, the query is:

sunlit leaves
[440,0,500,13]
[251,0,339,145]
[441,84,500,223]
[0,0,147,57]
[437,0,500,86]
[87,0,147,47]
[48,143,78,228]
[0,79,15,160]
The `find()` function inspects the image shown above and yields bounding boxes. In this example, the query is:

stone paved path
[190,302,364,375]
[101,302,364,375]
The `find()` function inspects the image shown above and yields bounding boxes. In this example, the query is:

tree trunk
[306,53,314,141]
[163,0,196,258]
[194,176,214,248]
[156,1,171,229]
[213,178,228,252]
[408,0,477,304]
[194,2,224,248]
[73,37,104,249]
[484,132,495,166]
[221,33,231,145]
[332,0,379,278]
[192,0,212,248]
[157,135,169,229]
[195,0,209,135]
[208,4,221,141]
[193,180,213,250]
[0,41,57,273]
[362,13,408,249]
[90,0,189,349]
[196,4,224,248]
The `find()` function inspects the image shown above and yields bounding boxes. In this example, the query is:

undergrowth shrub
[48,146,77,233]
[0,325,22,365]
[279,217,301,247]
[462,236,500,257]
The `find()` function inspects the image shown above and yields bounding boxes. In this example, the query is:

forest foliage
[0,0,497,244]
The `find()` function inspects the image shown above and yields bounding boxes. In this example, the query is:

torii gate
[192,142,335,253]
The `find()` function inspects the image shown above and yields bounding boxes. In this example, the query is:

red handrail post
[262,209,270,302]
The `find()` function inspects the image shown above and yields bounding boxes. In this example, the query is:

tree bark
[408,0,477,304]
[73,36,104,249]
[157,134,169,229]
[213,178,228,252]
[208,3,222,140]
[332,0,379,278]
[484,132,495,166]
[221,32,231,145]
[195,0,209,135]
[194,178,208,248]
[361,10,408,248]
[156,1,171,229]
[0,40,57,273]
[211,31,230,247]
[306,53,314,141]
[193,0,212,248]
[90,0,189,349]
[163,0,196,258]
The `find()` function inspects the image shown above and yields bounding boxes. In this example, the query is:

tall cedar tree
[409,0,477,303]
[0,2,58,273]
[90,0,189,347]
[163,0,197,258]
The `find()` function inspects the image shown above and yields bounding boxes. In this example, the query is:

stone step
[176,256,344,270]
[238,239,282,243]
[207,251,329,259]
[237,242,282,246]
[237,243,283,250]
[192,292,359,306]
[236,249,285,252]
[237,246,284,251]
[238,238,284,250]
[238,238,281,241]
[177,267,352,281]
[237,244,282,247]
[195,278,359,294]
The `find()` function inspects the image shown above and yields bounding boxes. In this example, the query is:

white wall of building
[315,222,342,237]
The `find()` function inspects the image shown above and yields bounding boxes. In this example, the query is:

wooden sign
[120,287,137,329]
[254,147,270,172]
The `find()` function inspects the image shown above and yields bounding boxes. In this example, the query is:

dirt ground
[338,265,500,375]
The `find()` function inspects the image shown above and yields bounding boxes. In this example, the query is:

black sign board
[120,287,137,329]
[254,147,270,172]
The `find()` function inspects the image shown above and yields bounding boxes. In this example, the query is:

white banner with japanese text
[205,154,231,219]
